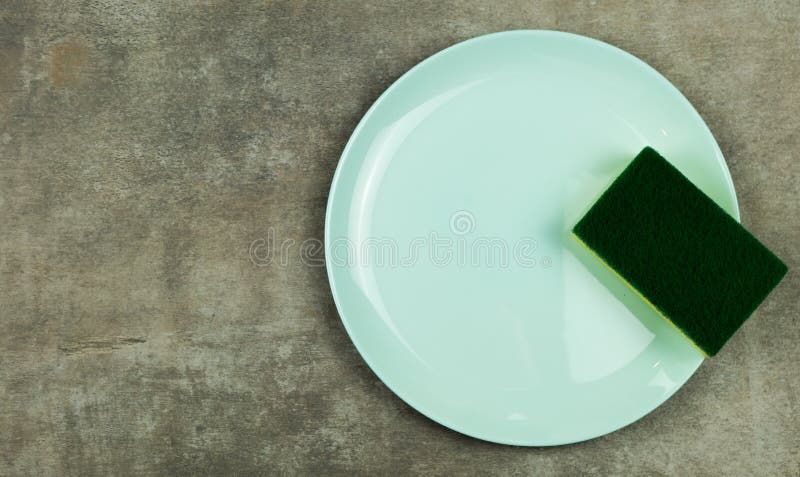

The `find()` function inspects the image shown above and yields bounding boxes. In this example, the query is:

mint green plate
[325,30,739,445]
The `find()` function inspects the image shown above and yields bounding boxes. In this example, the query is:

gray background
[1,1,798,475]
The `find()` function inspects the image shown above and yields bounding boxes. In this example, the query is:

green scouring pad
[572,147,787,357]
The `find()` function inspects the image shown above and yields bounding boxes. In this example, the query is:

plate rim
[324,29,740,446]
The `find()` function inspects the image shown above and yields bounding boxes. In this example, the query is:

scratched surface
[1,1,798,476]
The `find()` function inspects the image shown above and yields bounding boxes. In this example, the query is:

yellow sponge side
[571,232,710,358]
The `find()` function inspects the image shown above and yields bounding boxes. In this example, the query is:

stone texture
[0,1,797,475]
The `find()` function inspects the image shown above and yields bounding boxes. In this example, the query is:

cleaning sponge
[572,147,787,357]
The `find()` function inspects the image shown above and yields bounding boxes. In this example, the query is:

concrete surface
[0,1,798,475]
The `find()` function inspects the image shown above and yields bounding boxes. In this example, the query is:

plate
[325,30,739,445]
